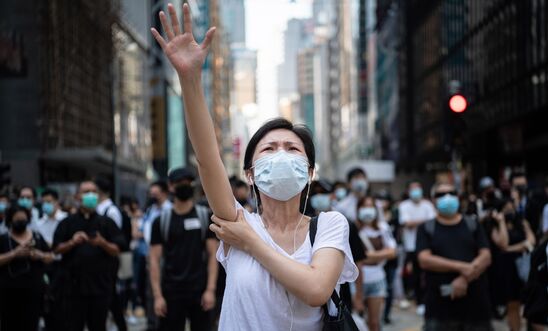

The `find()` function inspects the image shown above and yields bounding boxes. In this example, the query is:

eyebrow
[259,141,303,147]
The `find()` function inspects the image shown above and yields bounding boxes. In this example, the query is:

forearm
[469,249,491,280]
[54,240,76,255]
[0,251,15,266]
[404,220,425,228]
[418,252,465,273]
[99,241,120,256]
[249,240,343,307]
[205,240,219,292]
[354,267,364,298]
[363,248,396,264]
[150,257,163,299]
[179,76,235,221]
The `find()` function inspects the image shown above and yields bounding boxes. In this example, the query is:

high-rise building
[219,0,246,45]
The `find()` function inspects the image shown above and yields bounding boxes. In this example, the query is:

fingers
[209,223,222,233]
[150,28,167,50]
[201,27,216,50]
[210,214,226,226]
[183,3,193,34]
[167,3,181,36]
[159,11,175,41]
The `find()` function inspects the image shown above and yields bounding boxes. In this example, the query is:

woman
[353,196,397,331]
[0,206,54,331]
[151,4,358,330]
[498,199,536,331]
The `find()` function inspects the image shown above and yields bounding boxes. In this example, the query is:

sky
[244,0,312,130]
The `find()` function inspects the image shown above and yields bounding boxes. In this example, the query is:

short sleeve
[216,199,255,268]
[150,216,162,245]
[398,203,410,224]
[381,229,397,249]
[107,206,123,229]
[415,223,431,253]
[474,221,489,249]
[52,219,68,250]
[103,218,126,250]
[348,221,366,262]
[312,211,359,283]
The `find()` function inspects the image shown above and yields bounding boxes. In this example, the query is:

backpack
[104,205,132,252]
[159,204,210,243]
[424,214,478,237]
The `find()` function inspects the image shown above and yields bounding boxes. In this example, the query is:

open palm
[151,3,215,77]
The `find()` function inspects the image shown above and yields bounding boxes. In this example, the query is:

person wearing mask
[151,7,359,329]
[231,178,253,212]
[416,183,492,331]
[134,180,172,327]
[353,196,397,331]
[18,186,40,225]
[476,177,501,222]
[0,192,10,235]
[52,180,125,331]
[334,167,369,222]
[510,172,540,236]
[149,167,219,331]
[398,181,436,315]
[94,177,128,331]
[0,205,55,331]
[497,199,536,331]
[333,181,348,202]
[35,188,68,247]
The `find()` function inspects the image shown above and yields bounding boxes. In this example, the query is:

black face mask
[515,185,528,195]
[11,220,28,234]
[174,184,194,201]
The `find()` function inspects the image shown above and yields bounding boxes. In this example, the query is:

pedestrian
[149,167,219,331]
[35,188,68,247]
[231,177,253,212]
[523,234,548,330]
[398,181,436,315]
[0,205,55,331]
[353,196,397,331]
[17,186,40,225]
[150,4,359,329]
[476,177,502,222]
[52,180,125,331]
[95,177,128,331]
[333,181,348,202]
[0,192,10,235]
[334,167,369,222]
[416,182,492,331]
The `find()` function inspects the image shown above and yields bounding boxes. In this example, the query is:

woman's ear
[245,170,254,185]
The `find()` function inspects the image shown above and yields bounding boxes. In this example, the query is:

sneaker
[416,304,425,316]
[399,299,411,309]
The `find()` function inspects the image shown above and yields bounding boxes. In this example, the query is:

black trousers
[67,295,111,331]
[405,251,425,304]
[158,294,211,331]
[0,287,42,331]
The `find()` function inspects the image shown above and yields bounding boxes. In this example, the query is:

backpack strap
[160,208,172,243]
[425,219,436,236]
[195,205,210,240]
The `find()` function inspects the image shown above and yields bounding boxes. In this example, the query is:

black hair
[333,181,346,188]
[406,180,422,189]
[233,179,248,190]
[5,205,31,227]
[0,191,8,200]
[346,167,367,183]
[243,118,315,212]
[18,186,36,198]
[95,176,112,194]
[41,188,59,200]
[150,180,169,193]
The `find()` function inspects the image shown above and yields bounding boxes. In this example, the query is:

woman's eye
[262,147,273,152]
[289,147,299,151]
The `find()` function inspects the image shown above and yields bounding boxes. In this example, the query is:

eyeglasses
[433,191,457,199]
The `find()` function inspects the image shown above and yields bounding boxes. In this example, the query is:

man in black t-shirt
[416,183,493,331]
[52,180,125,331]
[149,167,219,331]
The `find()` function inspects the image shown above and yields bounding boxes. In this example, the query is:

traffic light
[449,94,468,113]
[0,162,11,188]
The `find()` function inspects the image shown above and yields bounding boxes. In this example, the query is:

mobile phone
[440,284,453,297]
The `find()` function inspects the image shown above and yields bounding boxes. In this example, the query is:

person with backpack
[416,182,493,331]
[149,167,219,331]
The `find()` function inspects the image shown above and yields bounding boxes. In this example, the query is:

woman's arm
[491,213,509,250]
[362,247,396,265]
[151,3,235,222]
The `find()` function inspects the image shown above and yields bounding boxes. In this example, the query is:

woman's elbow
[304,286,332,307]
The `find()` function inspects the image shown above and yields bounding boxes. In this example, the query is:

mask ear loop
[292,169,313,254]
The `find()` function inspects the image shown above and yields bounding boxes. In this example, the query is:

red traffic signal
[449,94,467,113]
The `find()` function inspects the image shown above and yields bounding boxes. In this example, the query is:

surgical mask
[436,194,460,216]
[11,219,29,234]
[410,188,423,201]
[351,179,368,194]
[335,188,347,200]
[42,202,55,216]
[0,202,7,214]
[18,197,33,210]
[81,192,99,209]
[174,184,194,201]
[253,151,309,201]
[358,207,377,223]
[310,194,332,211]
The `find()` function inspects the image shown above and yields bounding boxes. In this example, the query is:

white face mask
[351,179,368,194]
[358,207,377,223]
[253,151,310,201]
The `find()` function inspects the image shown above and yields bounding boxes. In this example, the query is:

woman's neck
[10,229,31,241]
[260,194,304,231]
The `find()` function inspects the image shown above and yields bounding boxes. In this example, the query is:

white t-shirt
[97,199,122,229]
[398,199,436,252]
[359,224,396,284]
[216,208,358,331]
[35,209,68,246]
[334,194,358,222]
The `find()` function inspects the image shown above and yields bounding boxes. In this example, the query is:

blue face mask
[310,194,332,211]
[409,188,423,201]
[358,207,377,223]
[351,179,368,194]
[81,192,99,210]
[42,202,55,216]
[0,202,7,214]
[253,151,310,201]
[436,194,460,216]
[335,188,347,200]
[18,197,33,210]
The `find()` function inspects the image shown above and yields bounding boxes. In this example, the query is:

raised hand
[151,3,216,78]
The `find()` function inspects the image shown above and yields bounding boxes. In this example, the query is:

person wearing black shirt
[52,180,125,331]
[0,206,54,331]
[150,167,219,331]
[417,183,492,331]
